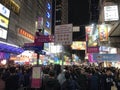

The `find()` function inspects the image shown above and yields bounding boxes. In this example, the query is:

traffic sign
[24,43,43,47]
[23,46,43,51]
[34,35,54,43]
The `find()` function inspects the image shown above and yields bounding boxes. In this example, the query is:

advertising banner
[71,41,86,50]
[85,25,98,47]
[97,24,109,41]
[0,15,9,28]
[0,3,10,18]
[0,27,7,39]
[31,66,42,88]
[93,53,120,61]
[87,47,99,53]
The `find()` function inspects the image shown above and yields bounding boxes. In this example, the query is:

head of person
[49,70,55,78]
[65,71,70,80]
[106,68,112,76]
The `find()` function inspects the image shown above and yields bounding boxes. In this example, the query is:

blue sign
[24,46,43,51]
[47,3,51,10]
[46,21,50,28]
[46,12,50,18]
[93,53,120,61]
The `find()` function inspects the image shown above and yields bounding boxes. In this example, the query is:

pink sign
[31,67,42,88]
[31,79,42,88]
[88,54,94,62]
[24,43,43,47]
[87,47,99,53]
[34,35,54,43]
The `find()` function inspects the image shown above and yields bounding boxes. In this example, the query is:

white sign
[32,67,41,79]
[0,27,7,39]
[55,24,73,45]
[37,17,43,29]
[0,3,10,18]
[73,26,80,32]
[104,5,119,21]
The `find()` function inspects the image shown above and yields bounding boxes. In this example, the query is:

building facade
[98,0,120,52]
[55,0,68,25]
[0,0,52,56]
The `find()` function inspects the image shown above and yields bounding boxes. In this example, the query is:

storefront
[0,41,24,64]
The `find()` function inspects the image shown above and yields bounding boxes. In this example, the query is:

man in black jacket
[42,70,61,90]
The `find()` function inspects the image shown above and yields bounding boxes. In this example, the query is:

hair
[49,70,55,77]
[65,71,70,79]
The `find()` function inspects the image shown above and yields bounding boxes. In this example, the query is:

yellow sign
[0,15,9,28]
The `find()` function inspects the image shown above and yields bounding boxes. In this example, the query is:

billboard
[0,15,9,28]
[104,5,119,21]
[71,41,86,50]
[55,24,73,45]
[97,24,109,41]
[93,54,120,61]
[0,3,10,18]
[85,25,99,47]
[0,27,7,39]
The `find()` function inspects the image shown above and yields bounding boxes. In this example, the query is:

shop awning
[0,41,24,54]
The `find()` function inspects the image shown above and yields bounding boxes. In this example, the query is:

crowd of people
[0,64,120,90]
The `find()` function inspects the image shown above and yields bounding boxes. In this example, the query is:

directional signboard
[34,35,54,43]
[55,24,73,45]
[23,43,43,51]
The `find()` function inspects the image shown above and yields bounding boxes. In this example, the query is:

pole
[37,52,39,66]
[61,46,64,70]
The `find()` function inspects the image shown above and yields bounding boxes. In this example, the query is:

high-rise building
[54,0,68,25]
[0,0,52,55]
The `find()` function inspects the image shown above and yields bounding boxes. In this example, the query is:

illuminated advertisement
[97,24,109,41]
[19,28,34,40]
[104,5,119,21]
[85,25,99,47]
[71,41,86,50]
[44,30,50,51]
[0,15,9,28]
[0,27,7,39]
[0,3,10,18]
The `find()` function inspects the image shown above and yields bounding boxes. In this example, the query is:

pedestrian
[0,73,5,90]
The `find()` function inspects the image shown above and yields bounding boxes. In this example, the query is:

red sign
[31,67,42,88]
[24,43,43,47]
[34,35,54,43]
[19,29,34,40]
[87,47,99,53]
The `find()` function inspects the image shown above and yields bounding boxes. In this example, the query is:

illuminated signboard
[46,21,50,28]
[0,3,10,18]
[85,25,98,47]
[71,41,86,50]
[0,27,7,39]
[97,24,109,41]
[47,3,51,10]
[104,5,119,21]
[0,15,9,28]
[0,0,20,14]
[19,29,34,40]
[46,12,50,18]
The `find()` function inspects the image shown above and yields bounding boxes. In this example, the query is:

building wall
[0,0,52,46]
[55,0,68,25]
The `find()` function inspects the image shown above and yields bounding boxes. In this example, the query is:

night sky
[68,0,90,60]
[68,0,90,26]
